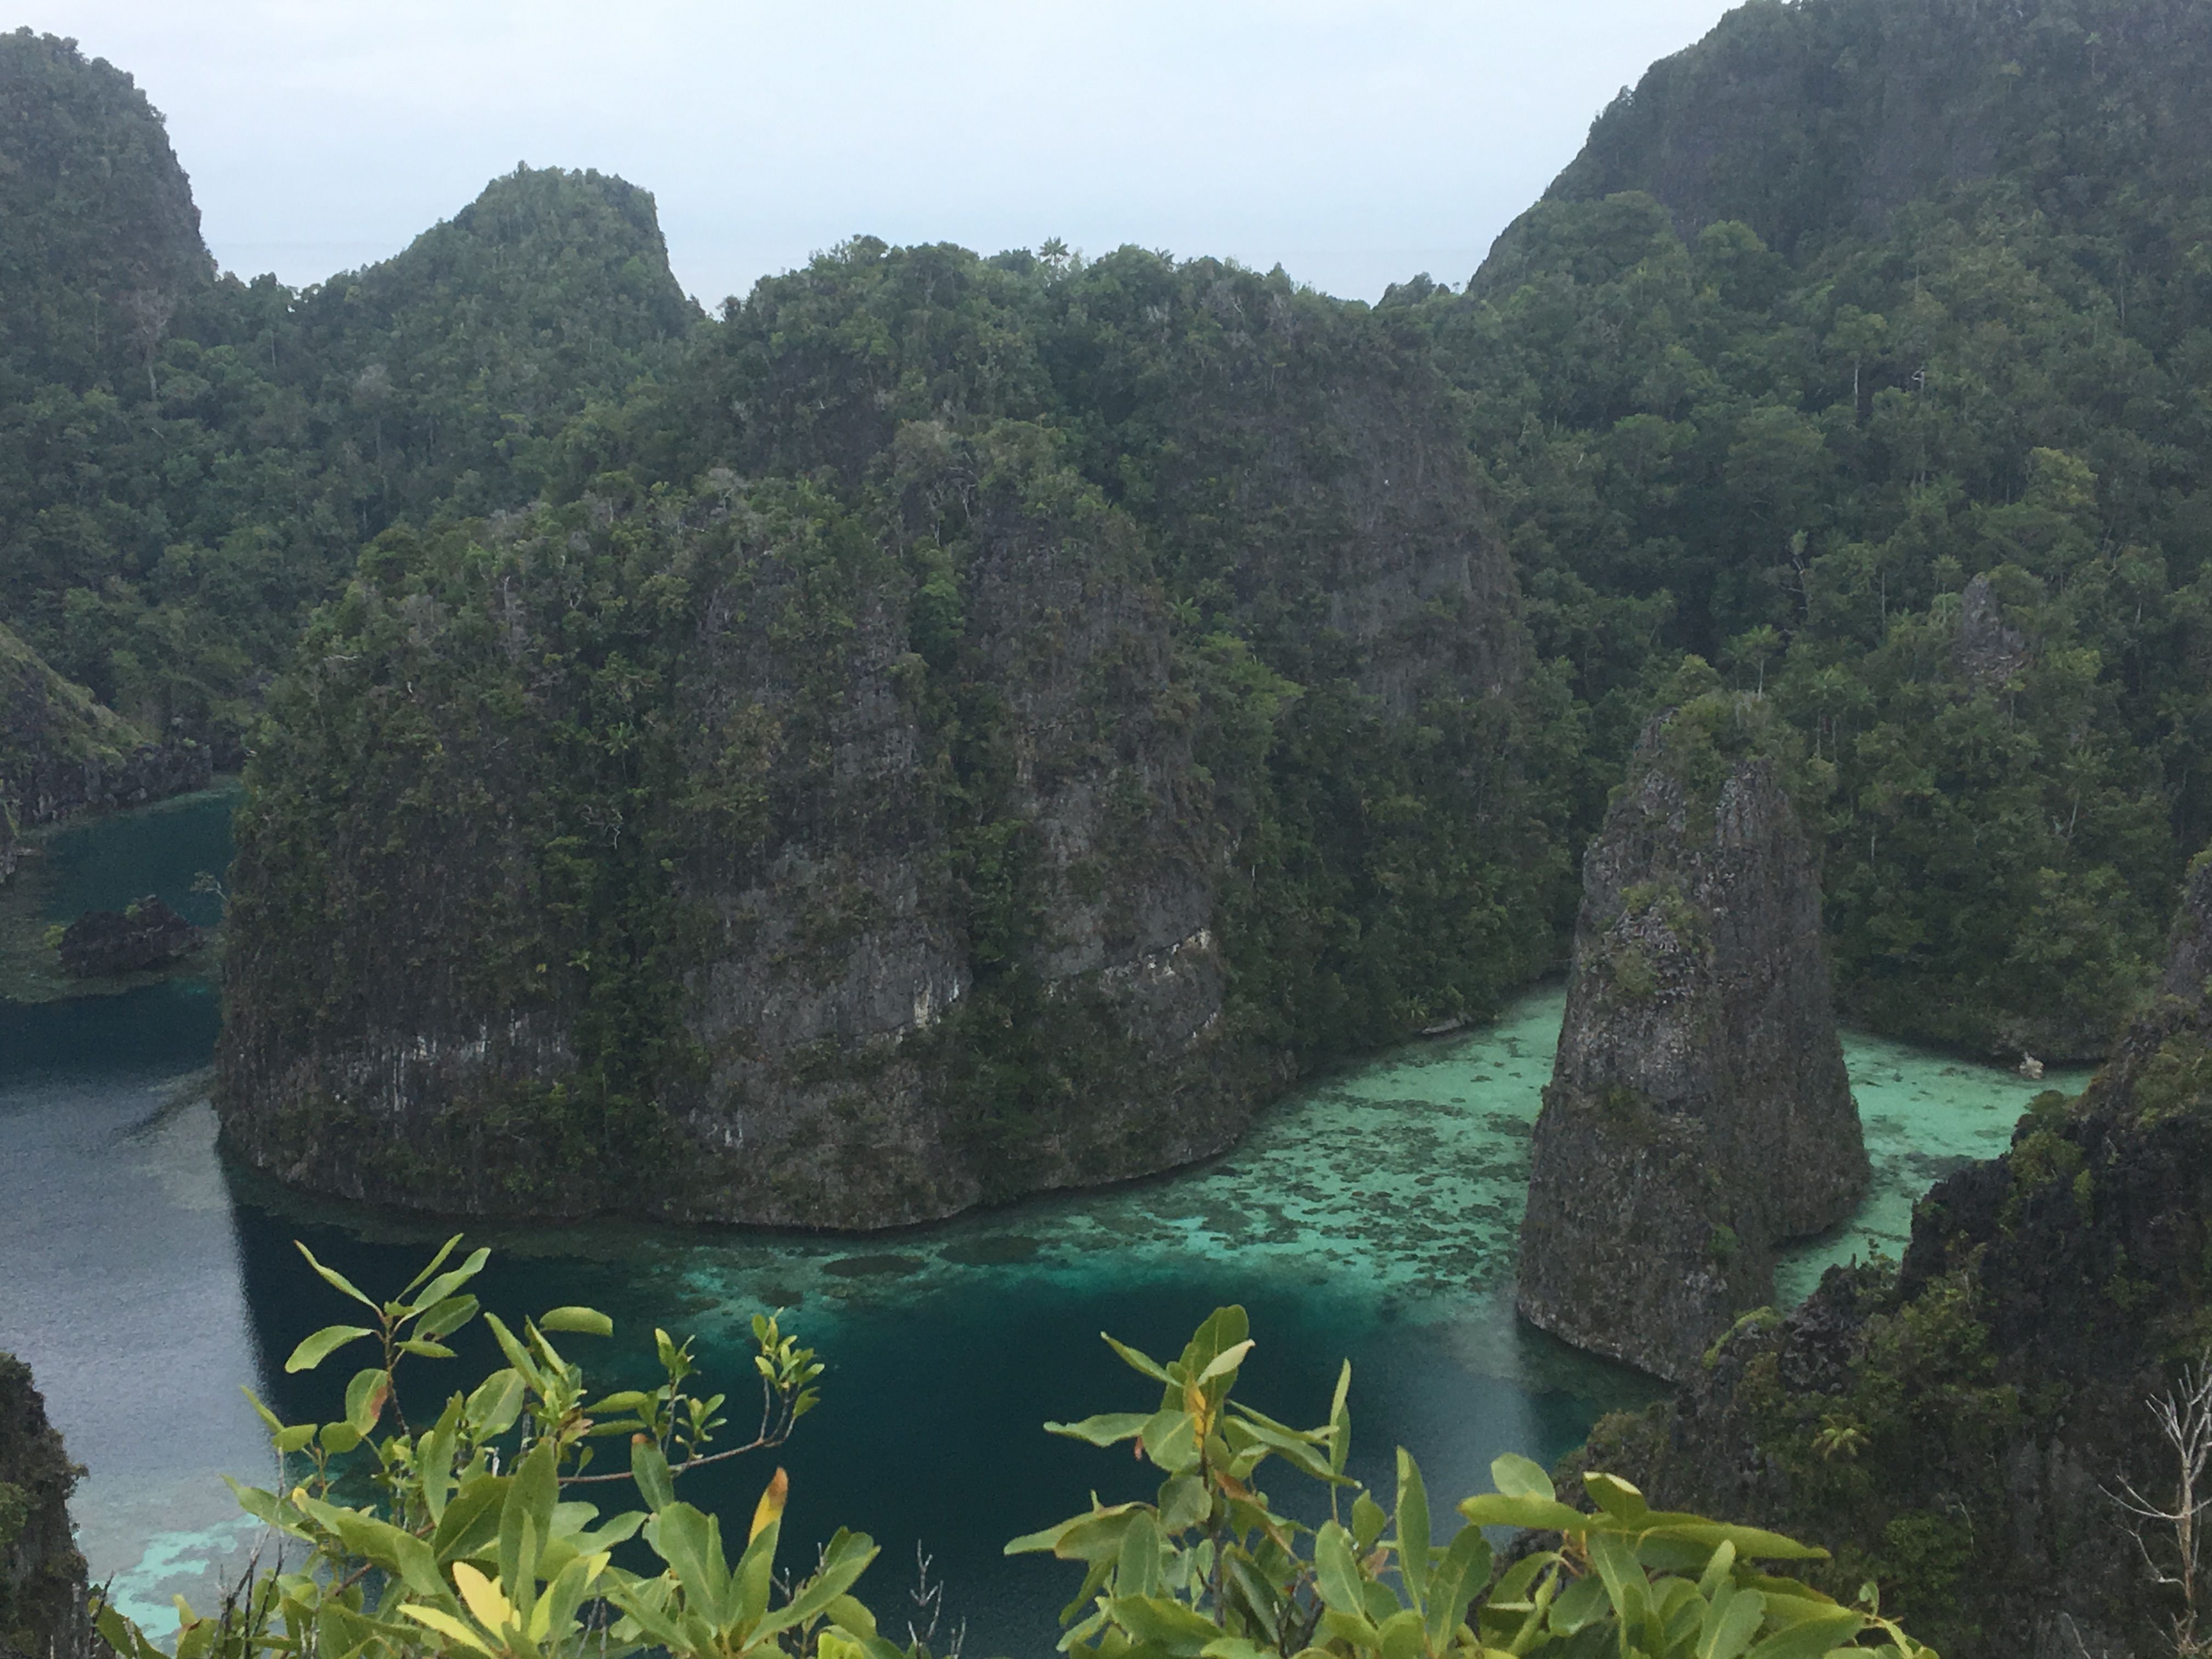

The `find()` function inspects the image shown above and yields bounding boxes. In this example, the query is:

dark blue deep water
[0,788,2085,1656]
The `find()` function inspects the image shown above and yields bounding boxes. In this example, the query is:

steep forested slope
[1538,0,2212,257]
[1403,0,2212,1058]
[0,26,211,392]
[268,163,702,524]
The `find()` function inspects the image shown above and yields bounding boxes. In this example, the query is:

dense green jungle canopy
[8,0,2212,1084]
[1440,0,2212,1058]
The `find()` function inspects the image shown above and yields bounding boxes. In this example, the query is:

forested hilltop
[0,26,698,766]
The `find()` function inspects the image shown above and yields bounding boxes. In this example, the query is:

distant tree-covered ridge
[0,29,699,761]
[0,27,211,392]
[1534,0,2212,257]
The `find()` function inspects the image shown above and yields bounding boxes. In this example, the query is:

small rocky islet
[1577,857,2212,1657]
[55,896,204,979]
[1517,693,1869,1381]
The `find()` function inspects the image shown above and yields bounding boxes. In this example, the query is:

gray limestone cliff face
[2158,854,2212,1003]
[1146,362,1521,719]
[1516,707,1868,1381]
[213,283,1534,1229]
[667,496,1242,1224]
[1955,573,2030,688]
[214,493,1256,1228]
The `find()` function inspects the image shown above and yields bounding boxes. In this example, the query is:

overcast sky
[24,1,1739,305]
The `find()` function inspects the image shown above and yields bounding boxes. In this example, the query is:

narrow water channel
[0,789,2091,1657]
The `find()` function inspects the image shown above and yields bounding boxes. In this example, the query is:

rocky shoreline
[4,742,213,838]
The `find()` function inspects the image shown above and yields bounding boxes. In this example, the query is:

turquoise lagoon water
[0,789,2092,1656]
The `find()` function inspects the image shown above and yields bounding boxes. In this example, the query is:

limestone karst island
[7,1,2212,1655]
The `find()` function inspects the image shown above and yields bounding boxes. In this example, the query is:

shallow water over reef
[0,790,2091,1657]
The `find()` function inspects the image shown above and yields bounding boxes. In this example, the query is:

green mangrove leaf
[284,1324,374,1373]
[1742,1611,1865,1658]
[1454,1492,1590,1531]
[1102,1333,1173,1383]
[1046,1412,1154,1447]
[1314,1521,1365,1615]
[295,1243,378,1312]
[1489,1452,1554,1502]
[1394,1448,1430,1610]
[1108,1595,1221,1657]
[539,1305,614,1338]
[631,1435,677,1512]
[1583,1471,1649,1523]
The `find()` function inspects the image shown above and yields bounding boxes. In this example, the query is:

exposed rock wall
[211,484,1257,1226]
[1135,332,1521,719]
[2,741,212,831]
[1573,849,2212,1657]
[0,1355,90,1659]
[0,620,211,884]
[1517,699,1867,1380]
[1954,572,2030,689]
[666,488,1245,1223]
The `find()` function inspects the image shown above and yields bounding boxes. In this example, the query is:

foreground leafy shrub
[93,1239,1931,1659]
